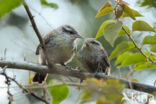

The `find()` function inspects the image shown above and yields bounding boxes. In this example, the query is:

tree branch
[0,66,13,104]
[122,27,156,64]
[22,0,54,68]
[0,60,156,94]
[0,66,49,104]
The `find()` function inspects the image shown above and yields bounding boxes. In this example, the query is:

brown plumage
[33,25,82,83]
[78,38,111,75]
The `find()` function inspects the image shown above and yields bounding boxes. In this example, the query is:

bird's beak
[84,42,89,48]
[74,34,83,39]
[86,43,89,47]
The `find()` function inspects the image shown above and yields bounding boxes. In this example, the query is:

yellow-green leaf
[96,96,106,104]
[81,79,125,104]
[123,5,136,20]
[142,35,156,45]
[81,90,93,102]
[98,20,123,46]
[96,7,114,18]
[115,52,132,65]
[96,20,115,39]
[132,20,156,32]
[134,62,156,71]
[0,0,22,18]
[40,0,58,9]
[151,45,156,52]
[120,53,146,67]
[48,80,69,104]
[117,25,130,37]
[96,1,114,18]
[109,41,135,60]
[122,8,143,18]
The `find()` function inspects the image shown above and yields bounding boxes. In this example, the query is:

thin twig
[1,66,13,104]
[122,27,156,64]
[0,60,156,93]
[22,0,54,68]
[0,82,84,89]
[0,68,49,104]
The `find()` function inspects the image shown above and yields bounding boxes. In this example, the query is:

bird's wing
[43,34,51,44]
[102,56,110,67]
[36,44,41,55]
[101,48,110,67]
[98,49,111,75]
[35,33,55,55]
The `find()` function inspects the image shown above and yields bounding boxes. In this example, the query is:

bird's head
[83,38,102,51]
[57,25,83,41]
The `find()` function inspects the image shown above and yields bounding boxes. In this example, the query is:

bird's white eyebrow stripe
[62,26,78,34]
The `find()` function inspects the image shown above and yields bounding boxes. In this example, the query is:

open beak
[74,34,83,39]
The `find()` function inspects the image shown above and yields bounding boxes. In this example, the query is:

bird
[33,25,83,83]
[78,38,111,75]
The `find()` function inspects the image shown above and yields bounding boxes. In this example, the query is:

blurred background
[0,0,156,104]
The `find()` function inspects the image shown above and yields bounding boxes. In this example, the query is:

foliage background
[0,0,156,104]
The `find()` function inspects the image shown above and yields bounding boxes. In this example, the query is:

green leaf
[123,5,136,20]
[115,52,132,65]
[120,53,146,67]
[96,1,114,18]
[151,45,156,52]
[142,35,156,45]
[96,7,114,18]
[81,79,124,104]
[117,25,130,37]
[40,0,58,9]
[134,62,156,71]
[122,8,143,18]
[138,0,156,8]
[109,41,135,60]
[96,20,123,46]
[132,20,155,32]
[96,20,115,39]
[81,90,92,102]
[48,81,69,104]
[103,20,123,46]
[0,0,22,18]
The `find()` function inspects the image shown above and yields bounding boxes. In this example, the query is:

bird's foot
[94,70,106,78]
[65,66,72,71]
[61,63,72,71]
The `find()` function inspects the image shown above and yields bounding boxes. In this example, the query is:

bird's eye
[90,41,99,45]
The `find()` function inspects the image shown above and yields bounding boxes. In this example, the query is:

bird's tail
[32,73,47,83]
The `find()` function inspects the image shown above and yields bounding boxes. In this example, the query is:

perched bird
[33,25,82,83]
[78,38,111,75]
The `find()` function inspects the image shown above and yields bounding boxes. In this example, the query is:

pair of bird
[33,25,111,83]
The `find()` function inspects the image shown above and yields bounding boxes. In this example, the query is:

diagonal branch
[0,60,156,94]
[122,27,156,64]
[22,0,54,68]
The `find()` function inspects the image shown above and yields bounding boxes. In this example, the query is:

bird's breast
[45,42,75,64]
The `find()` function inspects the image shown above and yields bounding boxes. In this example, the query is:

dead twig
[0,66,13,104]
[0,67,49,104]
